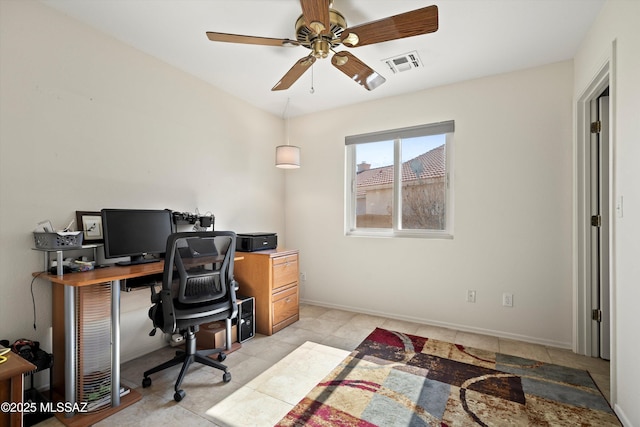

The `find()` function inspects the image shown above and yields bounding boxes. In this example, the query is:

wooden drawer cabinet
[234,249,299,335]
[272,285,299,331]
[273,254,298,291]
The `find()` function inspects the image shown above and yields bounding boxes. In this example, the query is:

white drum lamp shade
[275,145,300,169]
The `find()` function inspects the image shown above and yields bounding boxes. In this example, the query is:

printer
[236,232,277,252]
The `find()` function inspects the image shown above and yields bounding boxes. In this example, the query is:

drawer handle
[285,297,291,303]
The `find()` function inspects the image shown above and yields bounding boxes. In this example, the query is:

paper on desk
[34,219,81,235]
[34,220,54,233]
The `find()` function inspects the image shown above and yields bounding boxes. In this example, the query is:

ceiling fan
[206,0,438,91]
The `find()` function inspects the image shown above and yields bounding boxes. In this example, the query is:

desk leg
[64,285,76,418]
[225,319,232,351]
[111,280,120,407]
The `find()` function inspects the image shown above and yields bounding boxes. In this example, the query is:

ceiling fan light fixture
[312,39,331,58]
[206,2,438,92]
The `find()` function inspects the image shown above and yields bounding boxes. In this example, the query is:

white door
[590,91,610,360]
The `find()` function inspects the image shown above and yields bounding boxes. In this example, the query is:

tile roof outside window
[356,144,445,188]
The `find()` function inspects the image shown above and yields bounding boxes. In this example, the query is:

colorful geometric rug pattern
[276,327,620,426]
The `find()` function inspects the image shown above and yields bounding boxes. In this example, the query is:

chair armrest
[229,280,238,319]
[159,289,176,333]
[149,283,160,304]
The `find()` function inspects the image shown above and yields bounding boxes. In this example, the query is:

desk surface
[34,255,245,287]
[35,261,165,287]
[0,350,36,381]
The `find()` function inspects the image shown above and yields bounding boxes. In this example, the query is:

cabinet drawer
[272,285,299,326]
[272,254,298,290]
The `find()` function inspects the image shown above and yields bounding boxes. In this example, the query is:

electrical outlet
[466,290,476,303]
[502,293,513,307]
[300,272,307,281]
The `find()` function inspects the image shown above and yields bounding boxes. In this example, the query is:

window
[345,121,454,238]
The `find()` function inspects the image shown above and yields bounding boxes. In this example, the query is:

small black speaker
[237,296,255,342]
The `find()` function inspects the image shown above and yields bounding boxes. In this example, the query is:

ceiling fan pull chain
[310,64,315,94]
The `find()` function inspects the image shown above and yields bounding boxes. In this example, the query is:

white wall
[0,1,286,362]
[574,1,640,425]
[287,61,574,348]
[2,2,636,423]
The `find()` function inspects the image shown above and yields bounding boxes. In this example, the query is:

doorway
[575,61,612,360]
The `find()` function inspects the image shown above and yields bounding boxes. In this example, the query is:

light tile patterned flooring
[206,341,351,426]
[35,304,611,427]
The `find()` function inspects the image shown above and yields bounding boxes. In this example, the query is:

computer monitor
[101,209,174,266]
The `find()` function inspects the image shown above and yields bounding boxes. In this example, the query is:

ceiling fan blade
[340,5,438,48]
[272,55,317,91]
[331,51,386,91]
[206,32,300,47]
[299,0,331,35]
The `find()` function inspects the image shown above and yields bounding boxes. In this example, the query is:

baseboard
[614,404,634,427]
[300,298,572,350]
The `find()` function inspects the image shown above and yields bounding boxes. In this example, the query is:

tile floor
[206,341,350,426]
[34,303,611,427]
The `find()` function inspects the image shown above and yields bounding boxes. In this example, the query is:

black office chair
[142,231,238,402]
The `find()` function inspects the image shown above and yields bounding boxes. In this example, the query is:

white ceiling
[40,0,604,118]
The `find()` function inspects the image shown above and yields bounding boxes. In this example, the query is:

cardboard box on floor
[196,321,238,350]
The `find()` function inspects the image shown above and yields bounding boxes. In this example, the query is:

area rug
[276,327,620,426]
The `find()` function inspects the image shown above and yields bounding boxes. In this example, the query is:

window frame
[345,121,454,239]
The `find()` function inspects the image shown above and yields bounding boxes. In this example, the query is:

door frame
[574,48,616,401]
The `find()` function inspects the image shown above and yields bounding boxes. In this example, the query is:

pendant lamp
[276,99,300,169]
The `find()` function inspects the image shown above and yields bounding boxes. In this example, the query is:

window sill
[345,229,454,239]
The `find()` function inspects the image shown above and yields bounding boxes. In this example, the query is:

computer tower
[237,296,255,342]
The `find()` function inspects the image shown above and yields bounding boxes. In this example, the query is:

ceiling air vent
[383,51,422,74]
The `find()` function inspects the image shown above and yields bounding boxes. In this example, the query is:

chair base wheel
[142,377,152,388]
[223,372,231,383]
[174,390,185,402]
[218,352,226,362]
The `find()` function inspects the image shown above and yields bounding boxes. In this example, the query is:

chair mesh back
[172,235,233,305]
[184,275,220,298]
[153,231,237,333]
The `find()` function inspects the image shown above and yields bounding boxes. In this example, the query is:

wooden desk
[0,350,36,427]
[35,256,243,427]
[37,263,162,426]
